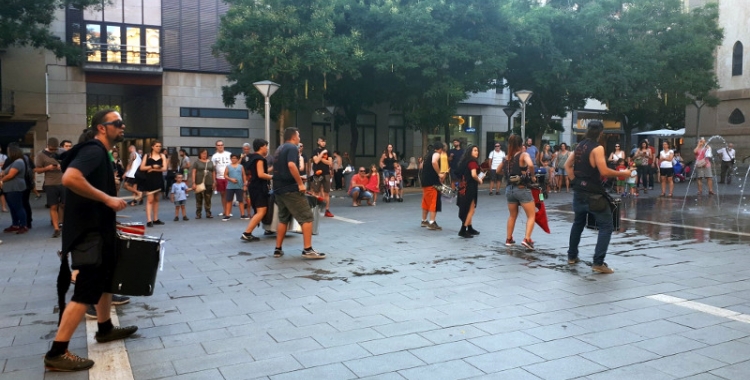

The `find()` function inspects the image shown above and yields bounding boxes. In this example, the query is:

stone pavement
[1,183,750,380]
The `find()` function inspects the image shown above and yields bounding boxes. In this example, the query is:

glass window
[106,26,122,63]
[729,109,745,125]
[127,27,141,64]
[179,127,249,138]
[86,24,102,62]
[145,28,160,65]
[179,107,249,119]
[733,41,743,76]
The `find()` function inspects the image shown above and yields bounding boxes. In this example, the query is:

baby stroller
[673,161,692,183]
[381,170,403,203]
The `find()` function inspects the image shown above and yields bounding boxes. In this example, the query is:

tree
[0,0,102,59]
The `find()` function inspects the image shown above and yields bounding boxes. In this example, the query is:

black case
[586,198,621,231]
[107,234,161,296]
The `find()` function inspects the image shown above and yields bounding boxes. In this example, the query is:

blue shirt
[526,145,538,167]
[226,164,244,189]
[170,182,188,201]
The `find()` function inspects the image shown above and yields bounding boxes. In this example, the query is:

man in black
[564,121,630,274]
[448,138,464,185]
[44,109,137,371]
[311,136,334,217]
[272,128,326,259]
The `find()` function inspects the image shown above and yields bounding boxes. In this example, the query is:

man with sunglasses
[45,110,137,372]
[35,137,65,238]
[212,140,232,216]
[349,167,373,206]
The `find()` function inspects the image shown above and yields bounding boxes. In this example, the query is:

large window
[82,23,160,65]
[180,107,249,119]
[357,113,377,157]
[733,41,743,76]
[180,127,249,138]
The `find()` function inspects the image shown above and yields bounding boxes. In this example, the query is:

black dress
[458,160,479,223]
[142,155,164,192]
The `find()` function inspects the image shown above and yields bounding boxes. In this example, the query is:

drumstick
[119,189,160,201]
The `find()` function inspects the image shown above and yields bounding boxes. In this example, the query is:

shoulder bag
[195,161,209,193]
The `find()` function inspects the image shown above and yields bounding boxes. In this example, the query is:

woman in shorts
[496,135,536,250]
[658,141,675,197]
[555,143,571,192]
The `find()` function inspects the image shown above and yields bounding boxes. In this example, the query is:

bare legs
[146,191,160,222]
[506,202,536,241]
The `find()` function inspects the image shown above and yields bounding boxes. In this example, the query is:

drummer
[44,109,139,372]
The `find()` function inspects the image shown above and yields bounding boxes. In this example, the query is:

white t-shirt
[212,151,232,179]
[716,147,735,162]
[488,149,506,170]
[125,153,141,178]
[659,150,674,168]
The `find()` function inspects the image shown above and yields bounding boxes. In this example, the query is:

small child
[393,165,403,201]
[366,164,380,206]
[616,158,627,196]
[170,173,191,221]
[627,162,638,196]
[388,175,399,200]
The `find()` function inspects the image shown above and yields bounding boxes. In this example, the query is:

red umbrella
[531,187,551,234]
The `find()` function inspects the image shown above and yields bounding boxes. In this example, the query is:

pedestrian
[565,120,631,274]
[634,141,651,193]
[0,146,7,213]
[456,144,482,238]
[555,143,571,193]
[448,138,464,186]
[311,137,334,217]
[139,140,166,227]
[693,137,715,195]
[170,173,190,221]
[525,138,538,169]
[241,138,273,241]
[497,135,536,250]
[0,144,28,234]
[122,145,142,206]
[223,154,247,221]
[165,151,180,200]
[212,140,232,215]
[487,143,505,195]
[420,142,446,230]
[35,137,65,238]
[179,148,191,183]
[332,151,343,190]
[191,148,215,219]
[366,164,381,206]
[716,143,736,184]
[44,109,137,372]
[658,141,675,197]
[271,127,326,259]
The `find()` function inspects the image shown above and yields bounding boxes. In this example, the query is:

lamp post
[502,106,518,134]
[515,90,533,141]
[253,80,280,142]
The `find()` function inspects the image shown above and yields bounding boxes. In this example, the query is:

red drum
[107,232,163,296]
[116,222,145,236]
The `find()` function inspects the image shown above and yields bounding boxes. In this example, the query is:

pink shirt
[366,173,380,193]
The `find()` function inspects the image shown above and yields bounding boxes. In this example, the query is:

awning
[634,128,684,137]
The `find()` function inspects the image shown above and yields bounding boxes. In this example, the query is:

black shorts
[124,177,137,186]
[660,168,674,178]
[248,186,269,211]
[43,184,65,207]
[71,250,116,305]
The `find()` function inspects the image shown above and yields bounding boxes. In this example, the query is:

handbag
[194,161,209,193]
[695,158,707,168]
[70,232,103,268]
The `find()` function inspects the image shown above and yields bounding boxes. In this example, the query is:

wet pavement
[2,176,750,379]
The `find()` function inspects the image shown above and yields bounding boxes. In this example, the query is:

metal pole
[521,103,526,142]
[264,96,271,142]
[695,103,703,140]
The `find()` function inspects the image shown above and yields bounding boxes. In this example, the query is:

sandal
[697,191,702,195]
[668,193,673,197]
[709,191,716,195]
[352,203,359,207]
[660,193,665,197]
[128,201,137,206]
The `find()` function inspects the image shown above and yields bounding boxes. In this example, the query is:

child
[627,162,638,196]
[388,175,398,200]
[616,158,627,196]
[170,173,191,221]
[540,158,553,195]
[393,164,403,201]
[223,154,247,221]
[366,164,380,206]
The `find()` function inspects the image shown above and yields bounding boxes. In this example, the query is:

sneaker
[420,220,429,228]
[52,230,61,238]
[44,350,94,372]
[219,212,223,216]
[521,238,535,250]
[183,216,189,221]
[173,216,179,221]
[241,232,259,242]
[273,248,284,257]
[85,305,97,319]
[16,227,29,235]
[111,295,130,305]
[153,220,165,225]
[222,216,231,221]
[468,227,480,236]
[94,325,138,343]
[4,226,20,233]
[264,230,275,236]
[458,230,474,238]
[427,221,442,230]
[592,263,614,274]
[146,222,153,227]
[240,215,250,220]
[324,210,334,217]
[302,248,326,259]
[568,257,580,265]
[505,238,515,246]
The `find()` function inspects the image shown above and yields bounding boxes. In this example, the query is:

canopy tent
[634,128,685,137]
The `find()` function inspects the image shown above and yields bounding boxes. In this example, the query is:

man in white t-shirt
[487,143,506,195]
[123,145,142,205]
[716,143,736,184]
[212,140,232,215]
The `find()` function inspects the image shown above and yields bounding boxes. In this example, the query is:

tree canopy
[0,0,101,58]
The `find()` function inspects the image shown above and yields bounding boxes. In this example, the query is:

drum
[116,222,145,235]
[108,232,164,296]
[586,198,621,231]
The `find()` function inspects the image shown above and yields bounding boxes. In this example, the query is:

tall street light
[502,106,518,134]
[515,90,533,141]
[253,80,280,142]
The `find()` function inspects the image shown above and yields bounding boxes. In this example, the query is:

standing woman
[555,143,571,193]
[693,137,715,195]
[456,145,482,238]
[191,148,215,218]
[140,140,167,226]
[497,135,536,250]
[0,145,28,234]
[634,141,651,193]
[538,144,553,167]
[659,141,675,197]
[379,144,399,178]
[608,143,626,168]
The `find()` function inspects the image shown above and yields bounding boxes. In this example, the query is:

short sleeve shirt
[312,147,331,176]
[212,151,232,179]
[171,182,188,201]
[273,143,300,194]
[35,150,63,186]
[2,159,26,192]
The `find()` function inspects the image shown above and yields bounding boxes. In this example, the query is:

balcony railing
[0,89,14,116]
[82,42,162,71]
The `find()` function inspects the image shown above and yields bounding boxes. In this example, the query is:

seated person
[349,167,373,206]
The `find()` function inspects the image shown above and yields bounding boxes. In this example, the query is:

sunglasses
[359,170,366,172]
[101,120,125,129]
[615,145,620,147]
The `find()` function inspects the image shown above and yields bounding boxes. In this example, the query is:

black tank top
[572,139,601,181]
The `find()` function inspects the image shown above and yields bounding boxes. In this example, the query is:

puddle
[296,268,348,282]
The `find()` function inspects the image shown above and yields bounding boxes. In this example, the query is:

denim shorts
[174,200,186,206]
[505,185,533,205]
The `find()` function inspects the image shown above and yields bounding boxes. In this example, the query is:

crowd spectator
[140,140,166,227]
[693,137,715,195]
[658,141,675,197]
[0,144,28,234]
[456,144,482,238]
[349,167,373,206]
[487,143,505,195]
[191,148,215,219]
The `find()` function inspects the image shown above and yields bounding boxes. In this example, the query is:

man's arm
[62,168,126,211]
[565,151,575,181]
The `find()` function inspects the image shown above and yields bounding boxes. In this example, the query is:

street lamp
[515,90,533,141]
[502,106,518,134]
[253,80,280,142]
